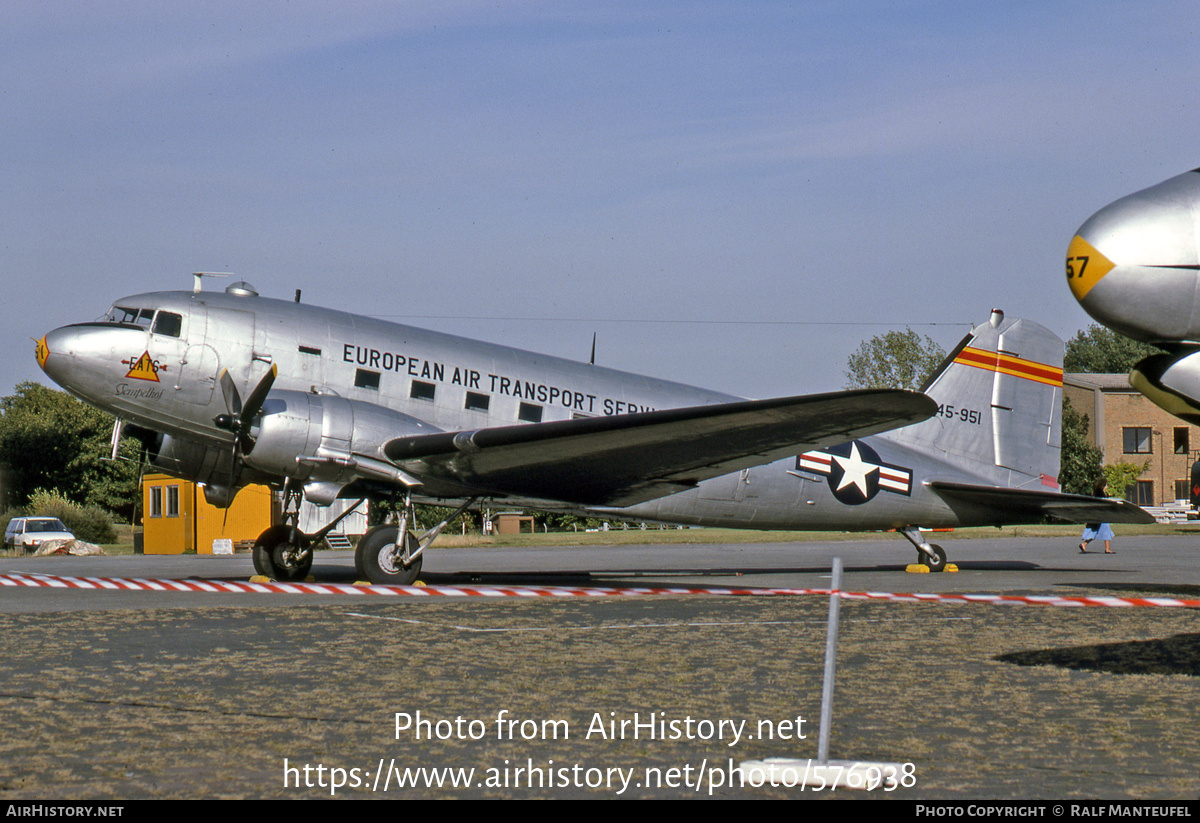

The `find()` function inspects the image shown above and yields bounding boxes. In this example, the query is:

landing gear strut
[252,482,313,581]
[253,525,313,581]
[356,525,422,585]
[900,526,947,572]
[355,492,480,586]
[250,480,478,584]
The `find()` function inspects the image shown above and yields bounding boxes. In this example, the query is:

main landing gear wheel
[922,544,947,573]
[252,525,313,581]
[356,524,422,585]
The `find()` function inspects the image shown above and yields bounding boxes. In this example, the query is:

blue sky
[4,1,1200,399]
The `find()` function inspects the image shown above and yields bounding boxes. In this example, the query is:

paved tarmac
[0,534,1198,799]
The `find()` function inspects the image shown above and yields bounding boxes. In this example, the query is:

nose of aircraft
[1067,169,1200,343]
[36,326,74,387]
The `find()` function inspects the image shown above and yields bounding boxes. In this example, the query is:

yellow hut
[141,474,274,554]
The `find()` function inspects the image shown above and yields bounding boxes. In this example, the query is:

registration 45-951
[936,404,982,425]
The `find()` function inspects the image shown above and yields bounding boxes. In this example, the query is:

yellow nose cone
[1065,234,1116,301]
[35,335,49,370]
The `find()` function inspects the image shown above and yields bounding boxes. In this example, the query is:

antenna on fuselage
[590,332,597,365]
[192,272,233,293]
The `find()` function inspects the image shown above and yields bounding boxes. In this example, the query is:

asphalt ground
[0,534,1198,800]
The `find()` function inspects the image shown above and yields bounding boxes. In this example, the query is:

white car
[4,517,75,553]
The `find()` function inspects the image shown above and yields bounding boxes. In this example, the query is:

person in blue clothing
[1079,478,1115,554]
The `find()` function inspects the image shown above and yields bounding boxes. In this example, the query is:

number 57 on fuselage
[36,281,1150,583]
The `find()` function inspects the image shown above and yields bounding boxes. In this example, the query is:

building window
[1175,479,1190,502]
[165,485,180,517]
[410,380,436,401]
[518,402,543,423]
[465,392,490,412]
[1125,480,1154,507]
[149,487,163,518]
[1123,427,1152,454]
[1175,427,1189,455]
[355,369,380,390]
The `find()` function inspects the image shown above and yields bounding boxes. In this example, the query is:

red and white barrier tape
[1,572,1198,608]
[840,590,1200,609]
[0,572,802,599]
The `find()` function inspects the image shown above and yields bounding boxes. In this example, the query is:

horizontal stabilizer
[384,389,937,507]
[929,481,1157,525]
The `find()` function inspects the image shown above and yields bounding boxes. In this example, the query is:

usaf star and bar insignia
[796,440,913,505]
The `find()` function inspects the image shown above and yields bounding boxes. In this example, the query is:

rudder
[882,310,1064,488]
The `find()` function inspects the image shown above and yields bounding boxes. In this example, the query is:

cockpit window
[106,306,155,327]
[153,311,182,337]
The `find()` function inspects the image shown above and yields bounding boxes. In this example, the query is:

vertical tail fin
[882,310,1064,488]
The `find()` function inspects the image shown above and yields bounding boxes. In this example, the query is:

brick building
[1063,374,1200,506]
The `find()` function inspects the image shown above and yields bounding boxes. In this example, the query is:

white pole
[817,556,842,764]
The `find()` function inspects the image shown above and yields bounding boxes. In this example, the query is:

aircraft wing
[383,389,936,507]
[928,481,1158,525]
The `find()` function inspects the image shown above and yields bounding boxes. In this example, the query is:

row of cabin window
[355,368,544,422]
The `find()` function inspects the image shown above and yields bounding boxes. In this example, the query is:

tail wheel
[356,524,422,585]
[253,525,313,581]
[923,543,947,573]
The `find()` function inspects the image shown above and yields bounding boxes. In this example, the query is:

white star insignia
[832,442,878,497]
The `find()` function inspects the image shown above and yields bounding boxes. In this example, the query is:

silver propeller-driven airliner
[36,279,1149,583]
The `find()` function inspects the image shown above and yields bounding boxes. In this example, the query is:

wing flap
[929,481,1157,525]
[384,389,936,506]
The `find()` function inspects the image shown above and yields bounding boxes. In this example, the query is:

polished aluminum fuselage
[40,288,1030,531]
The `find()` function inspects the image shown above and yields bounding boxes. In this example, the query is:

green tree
[1102,460,1151,500]
[0,382,140,517]
[1059,397,1103,495]
[1063,325,1160,373]
[1060,326,1160,500]
[844,328,946,391]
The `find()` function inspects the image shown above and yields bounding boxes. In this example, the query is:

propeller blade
[240,363,278,424]
[222,448,236,531]
[214,365,275,438]
[218,369,242,418]
[214,363,278,517]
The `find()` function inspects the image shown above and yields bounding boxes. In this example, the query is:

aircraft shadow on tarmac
[996,583,1200,678]
[1063,581,1200,599]
[192,556,1142,587]
[298,559,1056,587]
[997,634,1200,677]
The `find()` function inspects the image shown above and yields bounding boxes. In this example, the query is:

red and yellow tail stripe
[953,346,1063,386]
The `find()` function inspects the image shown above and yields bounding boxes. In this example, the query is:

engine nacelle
[1130,349,1200,425]
[243,391,440,503]
[141,430,255,507]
